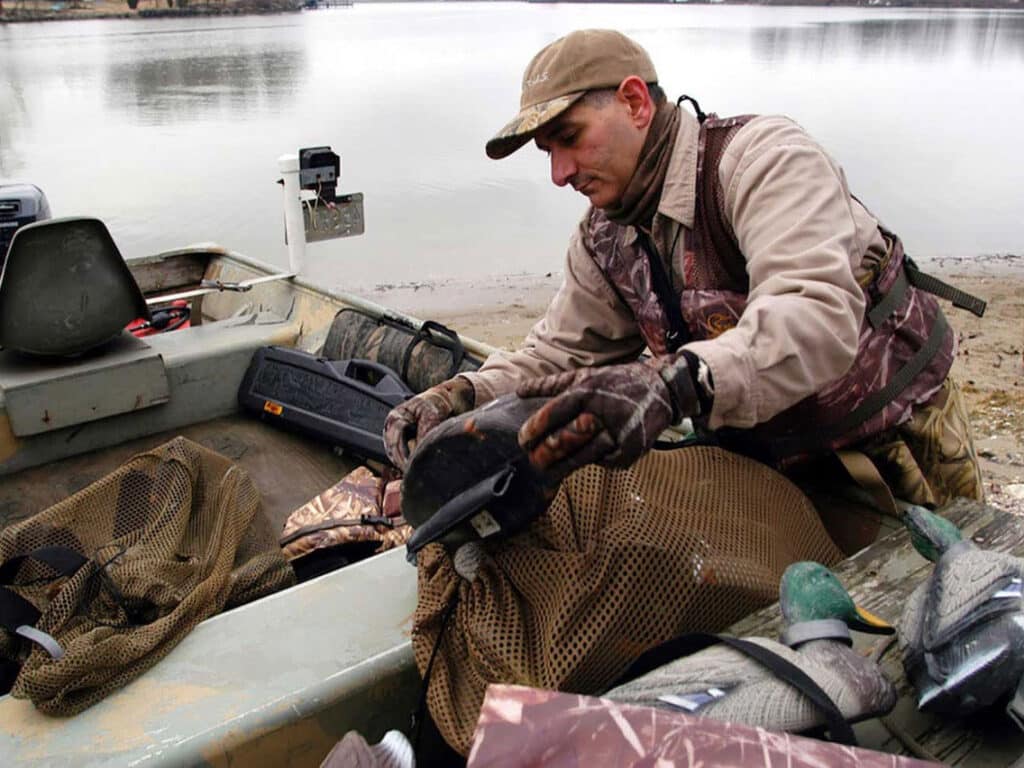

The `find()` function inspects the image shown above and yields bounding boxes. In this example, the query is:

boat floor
[729,497,1024,766]
[0,415,358,533]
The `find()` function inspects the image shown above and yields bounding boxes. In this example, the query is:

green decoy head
[780,561,894,635]
[902,505,963,562]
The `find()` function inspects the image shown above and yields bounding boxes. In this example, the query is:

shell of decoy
[606,562,896,735]
[402,394,551,556]
[900,507,1024,717]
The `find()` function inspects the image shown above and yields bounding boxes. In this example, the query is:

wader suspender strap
[698,121,753,291]
[869,259,987,329]
[637,231,690,353]
[0,547,88,692]
[771,311,951,459]
[612,631,858,746]
[837,309,949,437]
[775,257,982,456]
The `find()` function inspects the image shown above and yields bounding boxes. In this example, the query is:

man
[386,28,983,513]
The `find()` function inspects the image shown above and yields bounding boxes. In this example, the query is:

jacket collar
[621,107,699,247]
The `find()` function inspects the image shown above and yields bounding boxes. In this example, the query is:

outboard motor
[0,184,52,270]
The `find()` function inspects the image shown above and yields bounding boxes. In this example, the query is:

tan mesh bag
[412,445,843,754]
[0,436,294,715]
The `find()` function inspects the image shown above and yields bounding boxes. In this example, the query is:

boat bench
[0,314,301,476]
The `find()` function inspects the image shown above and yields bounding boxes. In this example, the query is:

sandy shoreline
[370,253,1023,511]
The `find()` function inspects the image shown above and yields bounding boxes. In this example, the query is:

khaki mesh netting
[413,445,843,754]
[0,436,294,715]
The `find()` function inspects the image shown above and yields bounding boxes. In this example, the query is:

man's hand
[384,376,475,471]
[516,355,702,484]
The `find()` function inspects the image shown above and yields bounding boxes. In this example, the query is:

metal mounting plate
[302,193,364,242]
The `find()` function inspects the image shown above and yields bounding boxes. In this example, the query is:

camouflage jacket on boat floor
[280,466,410,562]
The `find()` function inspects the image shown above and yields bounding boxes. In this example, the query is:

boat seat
[0,217,150,357]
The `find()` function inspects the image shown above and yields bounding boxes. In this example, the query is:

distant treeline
[3,0,1021,23]
[135,0,303,15]
[0,0,303,22]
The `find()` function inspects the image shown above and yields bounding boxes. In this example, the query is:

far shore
[3,0,1024,24]
[0,0,301,23]
[366,253,1022,338]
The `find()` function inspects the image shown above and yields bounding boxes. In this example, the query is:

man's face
[534,93,647,210]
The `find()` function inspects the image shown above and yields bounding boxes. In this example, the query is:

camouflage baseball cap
[485,29,658,160]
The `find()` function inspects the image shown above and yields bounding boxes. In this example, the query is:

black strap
[411,588,460,753]
[0,546,88,632]
[867,267,910,330]
[401,320,467,383]
[869,262,986,329]
[0,546,87,586]
[771,254,977,456]
[905,261,987,318]
[0,546,87,695]
[677,94,707,124]
[128,305,191,335]
[0,587,42,634]
[0,659,19,695]
[613,632,857,746]
[637,232,689,353]
[840,310,949,434]
[149,304,191,332]
[279,514,397,548]
[773,310,950,458]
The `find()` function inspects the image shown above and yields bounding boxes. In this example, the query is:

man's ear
[617,76,655,129]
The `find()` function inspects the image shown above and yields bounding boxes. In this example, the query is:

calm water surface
[1,3,1022,292]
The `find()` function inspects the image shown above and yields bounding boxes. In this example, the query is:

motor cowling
[0,184,52,271]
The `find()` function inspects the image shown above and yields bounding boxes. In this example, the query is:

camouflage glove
[516,355,702,484]
[383,376,475,471]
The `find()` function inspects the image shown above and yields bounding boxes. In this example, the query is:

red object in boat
[127,300,191,337]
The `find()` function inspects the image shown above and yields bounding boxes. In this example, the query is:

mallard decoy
[606,561,896,737]
[900,505,1024,721]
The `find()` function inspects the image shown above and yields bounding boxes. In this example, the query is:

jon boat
[1,151,1021,766]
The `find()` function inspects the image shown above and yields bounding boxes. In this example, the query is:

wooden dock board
[728,498,1024,766]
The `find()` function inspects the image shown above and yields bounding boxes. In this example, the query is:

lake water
[1,3,1022,293]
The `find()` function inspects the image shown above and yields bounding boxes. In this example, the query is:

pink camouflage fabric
[467,684,940,768]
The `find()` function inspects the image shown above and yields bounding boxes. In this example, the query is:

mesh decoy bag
[413,445,843,754]
[0,436,295,715]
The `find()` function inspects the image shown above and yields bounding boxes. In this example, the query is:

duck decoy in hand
[900,505,1024,724]
[605,561,896,740]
